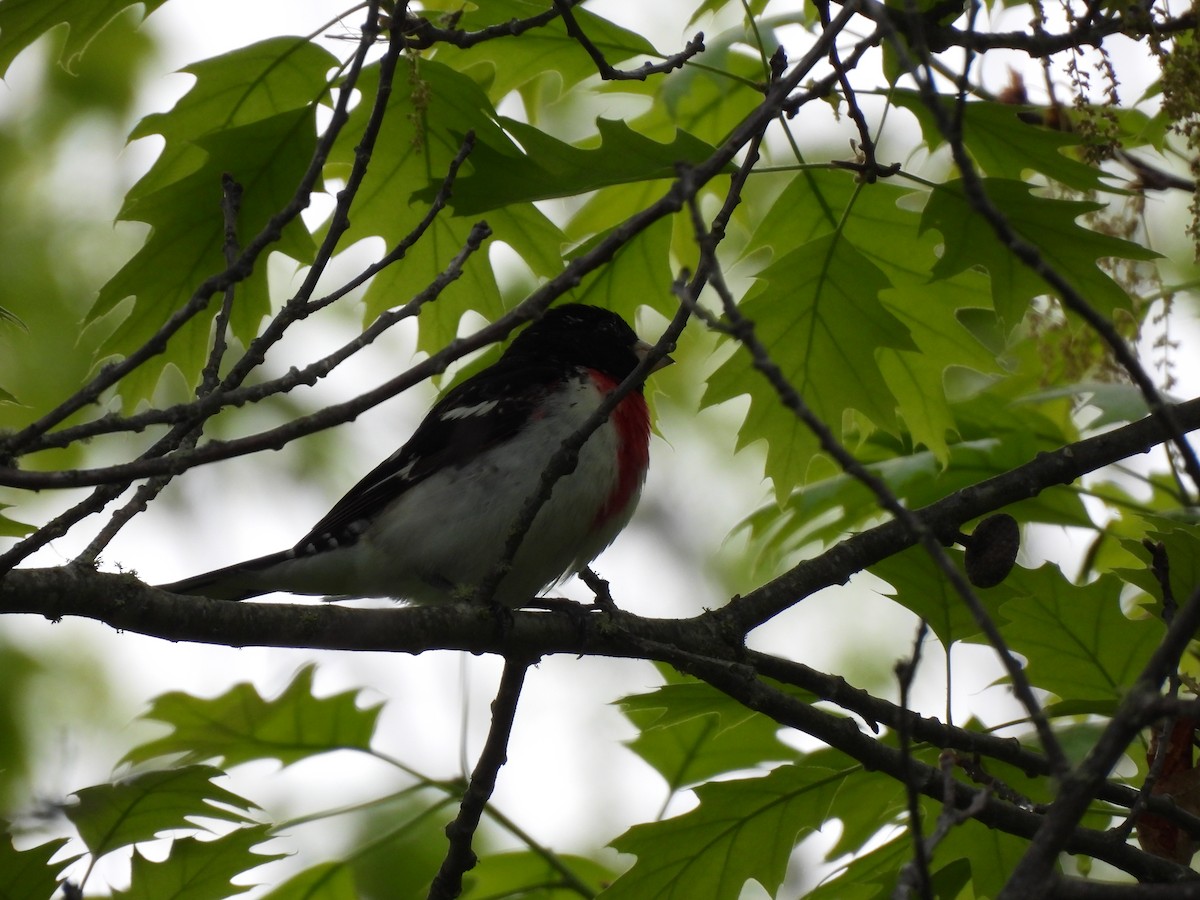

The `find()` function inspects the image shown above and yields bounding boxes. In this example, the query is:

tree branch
[847,0,1195,58]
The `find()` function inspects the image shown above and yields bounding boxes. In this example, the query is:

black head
[505,304,648,383]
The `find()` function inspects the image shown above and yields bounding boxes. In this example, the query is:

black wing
[292,359,562,554]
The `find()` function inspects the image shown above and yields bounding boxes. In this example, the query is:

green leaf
[872,546,986,648]
[0,0,167,76]
[66,765,258,858]
[925,803,1036,897]
[738,171,995,462]
[568,215,676,325]
[745,171,943,288]
[124,663,381,768]
[87,36,336,400]
[429,118,721,215]
[921,178,1160,325]
[92,110,318,402]
[879,271,999,460]
[1022,381,1165,428]
[0,503,34,538]
[629,34,765,145]
[617,679,801,791]
[986,565,1164,703]
[604,761,860,900]
[688,0,772,29]
[577,178,672,240]
[0,832,73,900]
[129,37,337,160]
[804,748,907,860]
[704,233,915,495]
[119,37,337,215]
[259,862,359,900]
[461,851,612,900]
[1117,522,1200,618]
[326,58,564,354]
[113,824,282,900]
[807,829,910,899]
[809,795,1030,899]
[744,172,871,269]
[892,90,1110,193]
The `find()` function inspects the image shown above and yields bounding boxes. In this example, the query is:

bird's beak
[635,339,674,374]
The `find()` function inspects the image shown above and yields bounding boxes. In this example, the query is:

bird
[158,304,672,607]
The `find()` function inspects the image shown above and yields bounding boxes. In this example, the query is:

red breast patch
[588,372,651,526]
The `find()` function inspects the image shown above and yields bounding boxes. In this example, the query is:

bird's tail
[157,550,297,601]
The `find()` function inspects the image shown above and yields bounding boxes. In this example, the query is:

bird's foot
[525,595,602,645]
[579,567,619,613]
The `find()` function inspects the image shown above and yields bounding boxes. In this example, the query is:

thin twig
[400,0,582,51]
[552,0,704,81]
[74,175,248,564]
[1111,541,1183,841]
[209,9,409,397]
[812,0,890,182]
[844,0,1194,57]
[895,749,991,899]
[203,174,245,394]
[428,657,532,900]
[894,621,934,900]
[306,131,479,313]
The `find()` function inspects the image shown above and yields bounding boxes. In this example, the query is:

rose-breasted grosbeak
[159,304,670,606]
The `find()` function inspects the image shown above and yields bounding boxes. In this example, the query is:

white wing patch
[373,458,417,488]
[440,399,500,420]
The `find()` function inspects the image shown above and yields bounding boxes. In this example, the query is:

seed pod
[964,514,1020,588]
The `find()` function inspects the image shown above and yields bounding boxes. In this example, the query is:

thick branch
[4,398,1197,647]
[627,636,1195,884]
